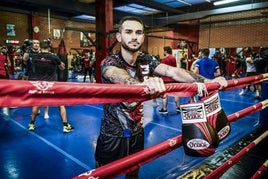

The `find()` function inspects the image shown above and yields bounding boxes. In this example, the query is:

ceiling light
[177,0,192,6]
[114,3,158,15]
[213,0,240,6]
[72,15,95,21]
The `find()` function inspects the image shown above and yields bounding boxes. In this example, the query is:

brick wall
[1,10,267,54]
[0,11,96,54]
[199,9,268,48]
[0,12,30,45]
[37,16,96,53]
[199,22,268,48]
[147,31,177,59]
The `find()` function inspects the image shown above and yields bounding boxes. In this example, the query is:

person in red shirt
[0,46,10,115]
[159,46,180,114]
[82,53,93,82]
[0,46,10,79]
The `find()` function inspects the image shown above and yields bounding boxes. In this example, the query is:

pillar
[32,15,40,40]
[95,0,113,83]
[259,81,268,128]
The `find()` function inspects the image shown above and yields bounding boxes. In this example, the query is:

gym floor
[0,73,267,179]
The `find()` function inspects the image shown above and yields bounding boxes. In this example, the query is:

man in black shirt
[24,40,74,133]
[23,39,50,119]
[95,16,227,178]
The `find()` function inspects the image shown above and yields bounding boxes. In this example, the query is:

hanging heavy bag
[201,92,231,141]
[180,102,219,157]
[260,47,268,60]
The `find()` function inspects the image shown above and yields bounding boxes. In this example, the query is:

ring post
[259,81,268,128]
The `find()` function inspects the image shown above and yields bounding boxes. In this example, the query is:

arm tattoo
[187,71,206,83]
[164,66,169,76]
[106,69,139,85]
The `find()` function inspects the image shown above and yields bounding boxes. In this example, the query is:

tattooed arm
[154,63,208,83]
[102,66,140,85]
[154,63,227,88]
[103,65,166,96]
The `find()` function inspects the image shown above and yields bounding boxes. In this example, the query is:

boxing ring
[0,73,268,178]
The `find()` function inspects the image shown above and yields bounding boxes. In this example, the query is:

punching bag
[57,39,68,82]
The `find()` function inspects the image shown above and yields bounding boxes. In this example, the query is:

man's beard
[121,41,142,53]
[33,47,39,51]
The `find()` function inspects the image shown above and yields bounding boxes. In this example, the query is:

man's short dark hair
[118,16,144,32]
[163,46,172,54]
[40,41,50,49]
[201,48,210,57]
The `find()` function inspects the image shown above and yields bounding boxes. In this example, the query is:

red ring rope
[251,159,268,179]
[73,99,268,179]
[1,73,267,178]
[205,131,268,179]
[0,73,267,107]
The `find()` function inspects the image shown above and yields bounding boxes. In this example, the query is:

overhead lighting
[177,0,192,6]
[114,3,158,15]
[72,15,95,21]
[213,0,240,6]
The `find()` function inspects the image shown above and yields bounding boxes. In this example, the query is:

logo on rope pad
[29,81,54,94]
